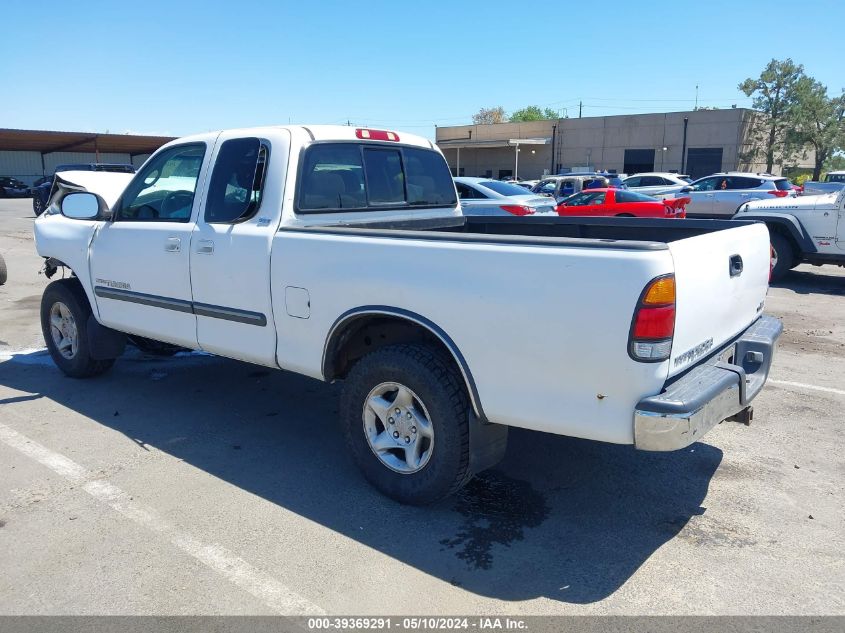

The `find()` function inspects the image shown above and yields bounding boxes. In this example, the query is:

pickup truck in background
[736,187,845,280]
[34,125,782,505]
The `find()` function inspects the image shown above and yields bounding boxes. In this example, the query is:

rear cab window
[297,143,457,212]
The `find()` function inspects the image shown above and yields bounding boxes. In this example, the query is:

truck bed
[285,215,755,250]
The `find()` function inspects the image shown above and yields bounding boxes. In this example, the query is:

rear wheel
[41,279,115,378]
[32,196,44,216]
[340,343,472,505]
[0,254,6,285]
[769,232,795,282]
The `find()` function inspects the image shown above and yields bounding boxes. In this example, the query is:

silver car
[454,177,557,216]
[622,172,691,197]
[681,172,796,218]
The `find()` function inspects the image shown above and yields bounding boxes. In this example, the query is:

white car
[34,124,781,505]
[454,177,556,215]
[623,172,692,197]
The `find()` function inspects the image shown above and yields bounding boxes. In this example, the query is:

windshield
[774,179,793,191]
[478,180,532,196]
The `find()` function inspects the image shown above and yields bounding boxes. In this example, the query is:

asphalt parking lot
[0,197,843,615]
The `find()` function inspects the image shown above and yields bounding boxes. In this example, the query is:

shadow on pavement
[0,350,722,604]
[772,269,845,296]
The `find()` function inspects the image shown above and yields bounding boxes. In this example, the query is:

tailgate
[667,222,770,377]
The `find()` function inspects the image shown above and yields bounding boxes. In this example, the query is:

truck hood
[54,171,135,208]
[738,190,843,214]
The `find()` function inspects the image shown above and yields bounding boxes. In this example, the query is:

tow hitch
[727,406,753,426]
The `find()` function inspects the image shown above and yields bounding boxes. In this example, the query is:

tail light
[629,274,675,362]
[768,190,789,197]
[500,205,534,216]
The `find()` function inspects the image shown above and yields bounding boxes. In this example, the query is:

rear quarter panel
[271,231,675,444]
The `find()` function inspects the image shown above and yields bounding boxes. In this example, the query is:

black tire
[340,343,471,505]
[0,254,6,286]
[32,196,44,216]
[769,232,795,282]
[40,279,115,378]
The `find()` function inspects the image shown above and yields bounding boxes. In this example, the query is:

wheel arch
[43,258,99,317]
[322,307,487,421]
[739,213,816,254]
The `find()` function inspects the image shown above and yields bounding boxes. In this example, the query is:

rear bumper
[634,315,783,451]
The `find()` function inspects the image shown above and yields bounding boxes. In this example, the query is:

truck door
[189,131,289,366]
[89,143,212,348]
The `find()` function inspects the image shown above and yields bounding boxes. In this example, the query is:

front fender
[733,212,816,253]
[34,214,101,315]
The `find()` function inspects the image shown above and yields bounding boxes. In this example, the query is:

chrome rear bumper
[634,315,783,451]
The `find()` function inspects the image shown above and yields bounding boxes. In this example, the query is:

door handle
[740,193,750,197]
[705,193,715,197]
[164,237,181,252]
[729,254,743,277]
[196,240,214,255]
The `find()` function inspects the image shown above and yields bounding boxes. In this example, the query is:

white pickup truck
[34,125,782,505]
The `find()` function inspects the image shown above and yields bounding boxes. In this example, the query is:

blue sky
[1,0,843,139]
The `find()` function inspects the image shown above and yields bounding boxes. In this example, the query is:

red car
[555,188,689,218]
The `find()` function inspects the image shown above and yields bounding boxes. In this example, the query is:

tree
[792,80,845,180]
[509,106,560,122]
[738,58,806,172]
[825,153,845,172]
[472,106,507,125]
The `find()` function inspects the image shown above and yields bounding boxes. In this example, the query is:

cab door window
[204,138,269,224]
[115,144,206,222]
[691,177,719,192]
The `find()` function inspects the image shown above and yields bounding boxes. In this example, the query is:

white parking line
[0,419,324,615]
[769,379,845,397]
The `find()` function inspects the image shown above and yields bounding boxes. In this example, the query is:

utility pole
[579,101,582,118]
[681,116,689,174]
[694,85,698,111]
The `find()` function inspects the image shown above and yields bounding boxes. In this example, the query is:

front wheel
[340,344,472,505]
[40,279,115,378]
[769,232,795,282]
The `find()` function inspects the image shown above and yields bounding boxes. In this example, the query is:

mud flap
[469,413,508,474]
[87,316,127,360]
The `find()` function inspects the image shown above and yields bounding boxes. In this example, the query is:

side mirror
[680,186,693,193]
[60,192,109,220]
